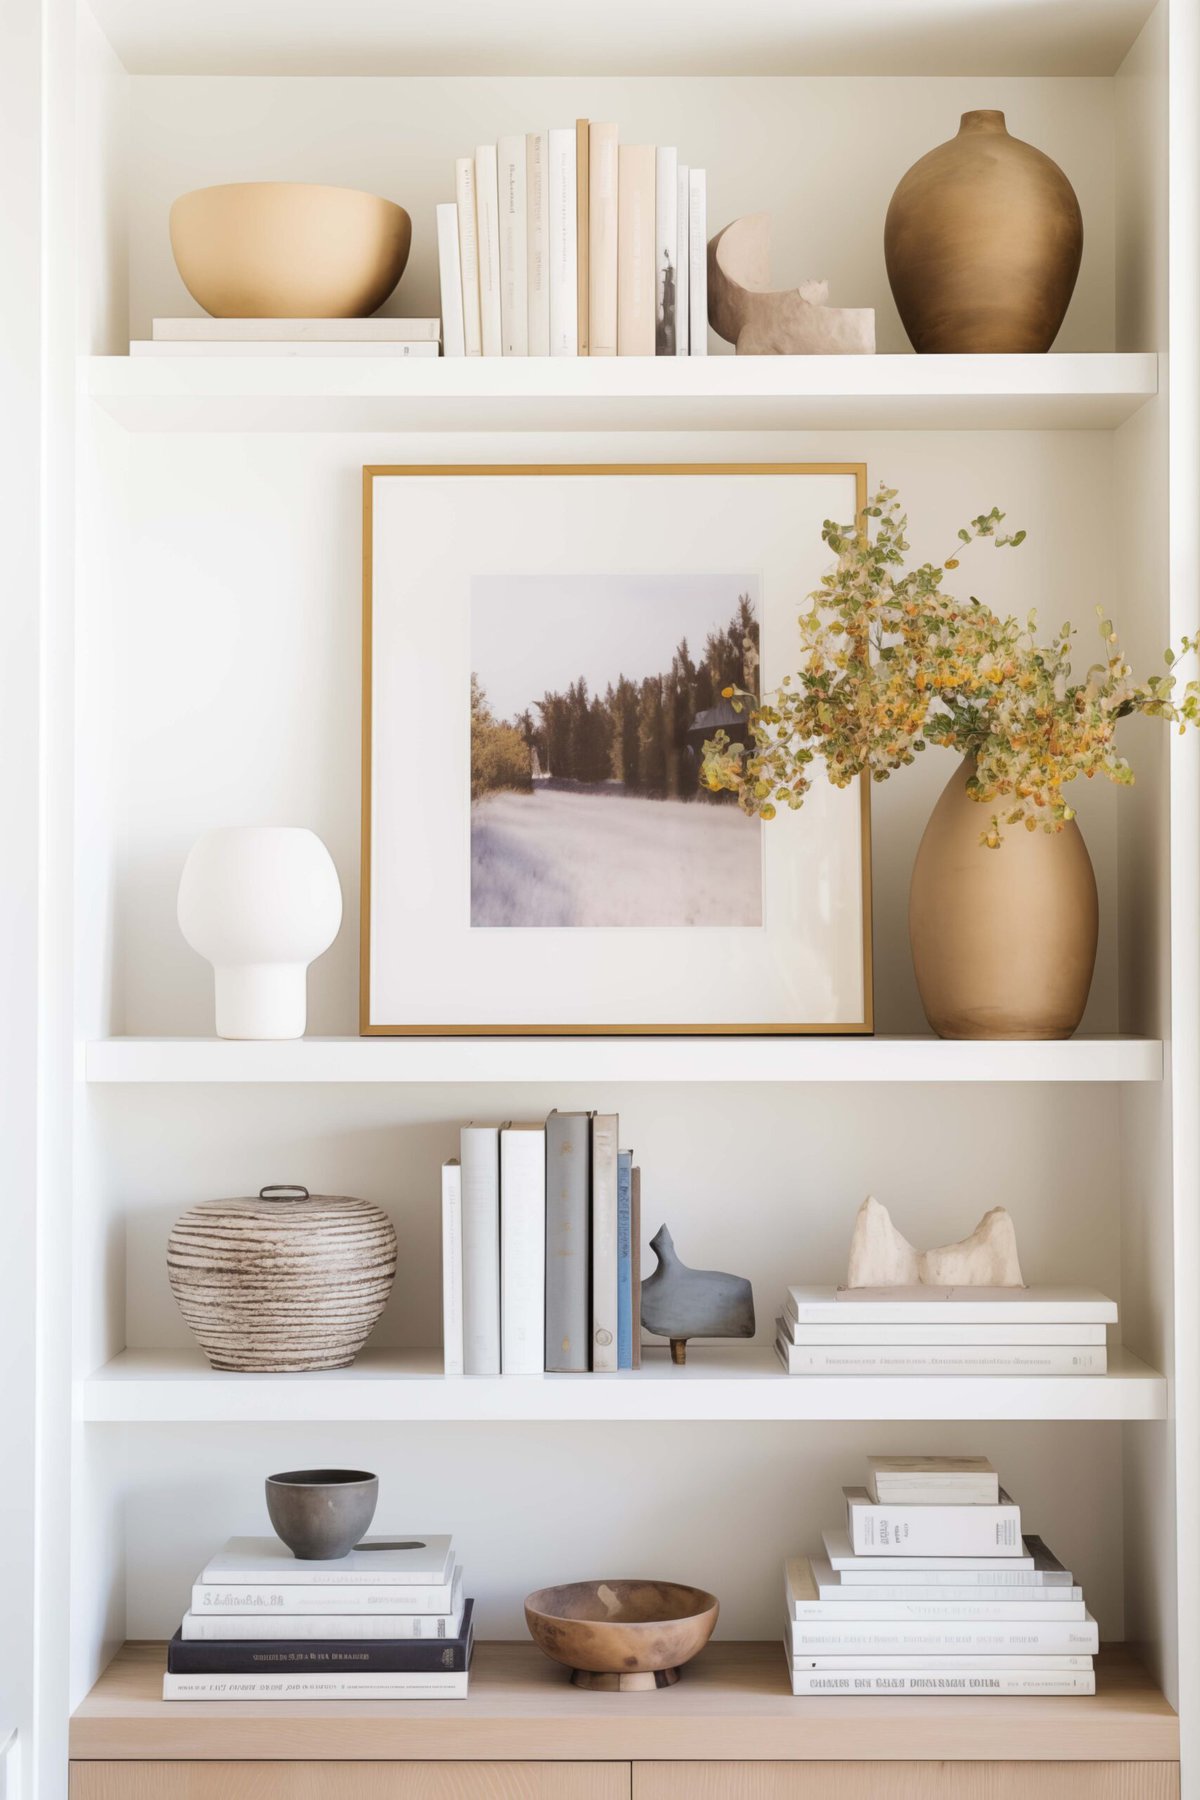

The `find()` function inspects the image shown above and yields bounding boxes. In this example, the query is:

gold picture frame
[361,462,873,1036]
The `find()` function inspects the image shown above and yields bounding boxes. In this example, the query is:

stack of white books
[163,1535,472,1700]
[132,318,441,356]
[775,1285,1117,1376]
[437,124,707,358]
[784,1457,1098,1696]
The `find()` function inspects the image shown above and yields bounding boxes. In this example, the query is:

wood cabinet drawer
[71,1764,629,1800]
[633,1763,1180,1800]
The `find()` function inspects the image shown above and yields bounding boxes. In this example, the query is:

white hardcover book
[846,1486,1022,1557]
[675,162,690,354]
[130,341,439,358]
[782,1317,1107,1346]
[441,1158,464,1374]
[191,1577,456,1615]
[688,168,707,356]
[591,1112,619,1373]
[787,1285,1119,1324]
[547,127,578,355]
[501,1122,546,1374]
[867,1454,998,1505]
[655,145,678,355]
[526,130,550,355]
[181,1571,465,1641]
[791,1556,1084,1620]
[588,121,618,355]
[786,1663,1095,1697]
[436,205,466,359]
[617,144,655,354]
[786,1611,1100,1656]
[792,1651,1093,1670]
[455,157,483,357]
[776,1336,1107,1376]
[461,1123,502,1374]
[497,134,529,356]
[152,317,441,342]
[827,1532,1072,1587]
[163,1670,470,1700]
[475,144,503,357]
[201,1536,453,1587]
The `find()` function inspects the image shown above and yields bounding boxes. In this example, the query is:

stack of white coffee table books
[775,1285,1116,1376]
[784,1457,1097,1696]
[164,1534,472,1700]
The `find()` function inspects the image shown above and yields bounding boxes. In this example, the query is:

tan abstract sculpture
[707,214,875,355]
[845,1196,1025,1289]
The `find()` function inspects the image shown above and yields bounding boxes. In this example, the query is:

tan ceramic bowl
[169,182,412,319]
[525,1579,719,1691]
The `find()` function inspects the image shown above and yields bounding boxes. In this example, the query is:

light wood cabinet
[70,1765,629,1800]
[633,1763,1179,1800]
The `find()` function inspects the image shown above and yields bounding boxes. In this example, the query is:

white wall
[124,75,1117,354]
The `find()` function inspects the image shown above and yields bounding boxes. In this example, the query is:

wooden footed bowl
[524,1580,719,1691]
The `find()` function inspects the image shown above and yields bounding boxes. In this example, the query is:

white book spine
[792,1596,1086,1622]
[787,1616,1099,1655]
[781,1342,1107,1376]
[846,1489,1022,1557]
[688,168,707,356]
[500,1125,546,1374]
[793,1653,1093,1670]
[181,1610,464,1643]
[526,131,550,356]
[822,1527,1037,1574]
[588,121,619,355]
[441,1159,464,1374]
[130,341,439,358]
[497,134,529,356]
[547,126,578,356]
[191,1582,454,1615]
[814,1580,1082,1605]
[460,1125,501,1375]
[590,1113,619,1373]
[475,144,503,357]
[436,204,466,359]
[788,1285,1119,1324]
[787,1667,1095,1697]
[838,1566,1069,1588]
[151,317,441,342]
[655,146,678,355]
[455,157,483,357]
[675,162,690,354]
[785,1321,1107,1346]
[163,1672,469,1700]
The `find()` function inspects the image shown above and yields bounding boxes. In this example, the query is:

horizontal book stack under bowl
[784,1457,1097,1696]
[775,1285,1117,1376]
[164,1535,473,1700]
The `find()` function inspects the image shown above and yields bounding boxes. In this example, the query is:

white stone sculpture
[177,826,342,1039]
[707,213,875,355]
[844,1196,1025,1289]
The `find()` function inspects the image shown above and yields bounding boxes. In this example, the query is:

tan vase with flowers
[909,757,1098,1039]
[701,487,1199,1040]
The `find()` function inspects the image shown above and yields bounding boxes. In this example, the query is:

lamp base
[213,964,308,1039]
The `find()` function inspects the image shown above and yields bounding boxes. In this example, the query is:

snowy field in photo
[470,784,763,927]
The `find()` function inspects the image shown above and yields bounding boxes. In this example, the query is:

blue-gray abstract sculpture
[641,1224,755,1365]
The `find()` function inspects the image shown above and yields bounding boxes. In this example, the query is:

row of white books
[437,123,708,357]
[443,1112,641,1375]
[164,1535,472,1700]
[774,1284,1117,1376]
[784,1458,1096,1695]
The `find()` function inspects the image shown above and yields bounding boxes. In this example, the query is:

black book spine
[169,1606,474,1674]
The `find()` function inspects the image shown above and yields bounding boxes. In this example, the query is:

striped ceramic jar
[168,1185,398,1372]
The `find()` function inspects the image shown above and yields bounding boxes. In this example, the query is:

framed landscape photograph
[362,463,872,1034]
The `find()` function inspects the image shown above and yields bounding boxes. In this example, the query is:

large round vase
[909,760,1098,1040]
[884,111,1083,353]
[168,1185,398,1372]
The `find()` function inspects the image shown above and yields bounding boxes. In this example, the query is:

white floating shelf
[84,1035,1164,1084]
[79,1345,1166,1424]
[87,353,1158,434]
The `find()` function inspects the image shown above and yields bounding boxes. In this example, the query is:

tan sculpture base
[571,1667,681,1692]
[707,213,875,355]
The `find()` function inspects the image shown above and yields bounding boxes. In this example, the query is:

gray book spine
[460,1125,501,1375]
[590,1113,619,1372]
[545,1110,590,1372]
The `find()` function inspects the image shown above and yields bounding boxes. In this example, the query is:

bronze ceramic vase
[885,111,1083,353]
[909,760,1098,1040]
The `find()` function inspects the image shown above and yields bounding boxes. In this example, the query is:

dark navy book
[168,1599,475,1674]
